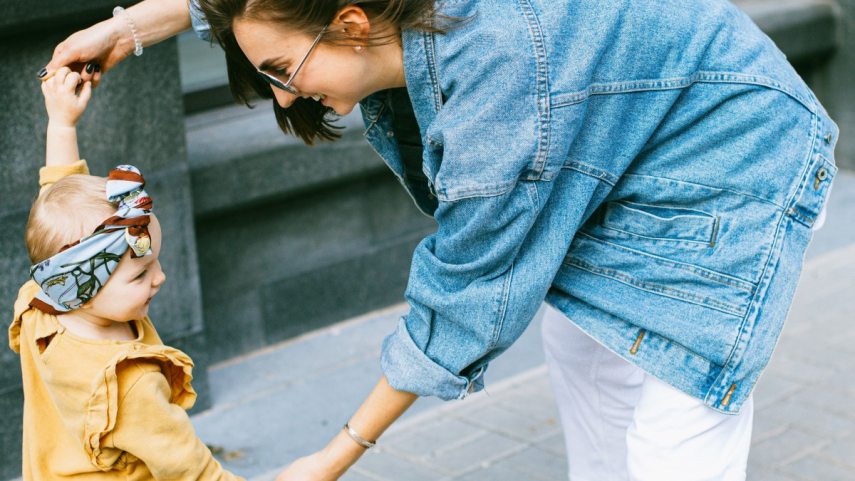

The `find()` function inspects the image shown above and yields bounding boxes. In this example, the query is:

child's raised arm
[41,67,92,168]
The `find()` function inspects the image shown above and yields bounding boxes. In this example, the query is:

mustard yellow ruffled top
[9,161,243,481]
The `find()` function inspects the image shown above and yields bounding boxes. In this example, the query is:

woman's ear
[331,5,371,44]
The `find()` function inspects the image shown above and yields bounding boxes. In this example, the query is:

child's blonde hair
[26,175,114,264]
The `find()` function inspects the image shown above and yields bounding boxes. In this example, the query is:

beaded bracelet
[113,6,143,57]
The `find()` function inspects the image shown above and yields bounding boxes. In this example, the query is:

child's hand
[41,67,92,127]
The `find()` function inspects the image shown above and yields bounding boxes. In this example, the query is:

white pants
[541,306,753,481]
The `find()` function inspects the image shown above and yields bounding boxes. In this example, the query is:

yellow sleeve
[110,371,245,481]
[39,159,89,190]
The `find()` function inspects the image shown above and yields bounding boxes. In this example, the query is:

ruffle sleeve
[84,345,196,470]
[9,281,49,353]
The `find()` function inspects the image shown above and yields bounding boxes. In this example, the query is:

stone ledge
[186,104,384,217]
[735,0,842,62]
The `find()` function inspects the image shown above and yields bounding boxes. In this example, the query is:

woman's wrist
[321,431,370,475]
[106,16,138,59]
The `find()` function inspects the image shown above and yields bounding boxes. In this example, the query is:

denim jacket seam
[563,255,746,317]
[622,173,788,211]
[572,232,757,291]
[489,263,516,349]
[695,72,816,112]
[517,0,551,178]
[598,225,714,247]
[562,160,621,186]
[436,180,517,202]
[711,113,819,394]
[550,71,817,114]
[421,32,444,112]
[710,203,791,401]
[785,113,825,226]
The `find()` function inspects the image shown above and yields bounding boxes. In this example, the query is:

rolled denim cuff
[188,0,213,42]
[381,317,485,401]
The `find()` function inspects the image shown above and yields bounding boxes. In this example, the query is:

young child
[9,67,243,480]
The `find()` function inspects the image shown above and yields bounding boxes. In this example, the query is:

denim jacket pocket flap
[602,201,717,245]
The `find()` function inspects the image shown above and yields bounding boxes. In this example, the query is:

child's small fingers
[64,71,82,90]
[78,81,93,104]
[91,71,102,88]
[52,66,71,84]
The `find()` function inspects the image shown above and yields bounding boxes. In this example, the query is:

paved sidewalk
[194,171,855,481]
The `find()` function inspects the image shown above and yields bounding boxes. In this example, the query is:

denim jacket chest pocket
[600,201,720,247]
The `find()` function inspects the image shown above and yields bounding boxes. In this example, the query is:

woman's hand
[41,0,194,86]
[42,17,132,87]
[275,451,343,481]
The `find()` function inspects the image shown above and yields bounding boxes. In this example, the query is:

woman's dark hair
[199,0,450,145]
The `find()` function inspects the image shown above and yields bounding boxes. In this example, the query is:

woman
[43,1,838,480]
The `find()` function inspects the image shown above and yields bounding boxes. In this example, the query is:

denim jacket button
[824,133,833,144]
[386,131,395,138]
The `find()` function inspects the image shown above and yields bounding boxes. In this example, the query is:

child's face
[80,215,166,323]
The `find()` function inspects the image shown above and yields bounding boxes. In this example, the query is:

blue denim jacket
[191,0,838,413]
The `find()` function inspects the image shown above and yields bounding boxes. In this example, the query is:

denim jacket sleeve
[380,15,581,400]
[188,0,212,42]
[380,184,562,400]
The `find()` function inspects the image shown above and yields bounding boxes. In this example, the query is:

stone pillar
[815,0,855,169]
[0,3,209,478]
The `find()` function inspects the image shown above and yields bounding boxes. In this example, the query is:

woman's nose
[273,88,298,108]
[153,269,166,287]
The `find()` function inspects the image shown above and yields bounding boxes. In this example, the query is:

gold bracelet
[343,423,376,449]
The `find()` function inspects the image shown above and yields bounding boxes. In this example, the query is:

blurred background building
[1,0,853,478]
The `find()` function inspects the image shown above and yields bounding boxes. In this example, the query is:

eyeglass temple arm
[284,26,329,89]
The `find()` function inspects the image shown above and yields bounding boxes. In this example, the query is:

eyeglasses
[257,25,328,95]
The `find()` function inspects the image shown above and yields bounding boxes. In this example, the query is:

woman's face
[233,15,392,116]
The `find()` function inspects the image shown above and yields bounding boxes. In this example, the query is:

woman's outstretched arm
[276,376,418,481]
[42,0,192,86]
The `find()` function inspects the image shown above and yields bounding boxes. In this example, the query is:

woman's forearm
[128,0,192,46]
[323,376,418,475]
[113,0,192,53]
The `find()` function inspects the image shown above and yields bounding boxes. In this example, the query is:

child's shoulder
[111,344,197,410]
[10,281,58,354]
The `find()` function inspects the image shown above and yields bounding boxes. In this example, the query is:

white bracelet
[343,423,376,449]
[113,6,143,57]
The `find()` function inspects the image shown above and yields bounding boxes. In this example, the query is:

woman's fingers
[44,42,80,77]
[80,62,101,82]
